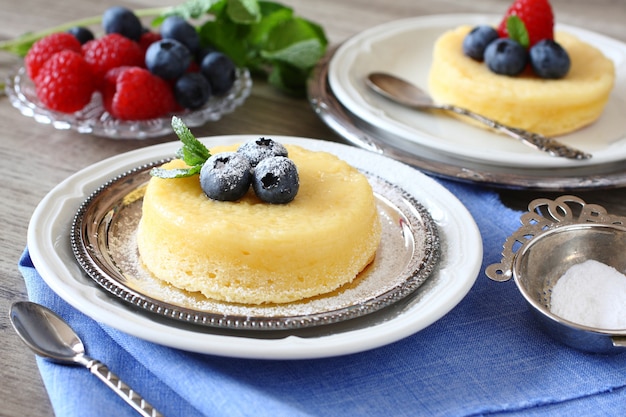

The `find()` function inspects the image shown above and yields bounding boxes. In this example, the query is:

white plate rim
[27,136,483,359]
[328,13,626,169]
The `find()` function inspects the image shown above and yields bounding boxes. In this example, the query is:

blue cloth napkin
[18,178,626,417]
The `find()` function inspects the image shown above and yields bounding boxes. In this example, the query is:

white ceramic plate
[329,14,626,168]
[27,136,482,359]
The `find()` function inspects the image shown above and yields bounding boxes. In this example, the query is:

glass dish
[4,66,252,139]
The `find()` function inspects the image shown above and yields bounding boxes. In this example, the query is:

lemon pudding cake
[137,136,382,305]
[427,0,615,137]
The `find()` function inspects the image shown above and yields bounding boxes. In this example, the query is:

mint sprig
[150,116,211,178]
[162,0,328,95]
[506,15,530,49]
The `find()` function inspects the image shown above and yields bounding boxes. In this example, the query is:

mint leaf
[153,0,221,25]
[263,18,327,64]
[262,37,325,70]
[171,116,211,166]
[150,165,203,179]
[247,4,293,46]
[226,0,261,23]
[197,18,250,67]
[267,62,309,94]
[258,16,327,94]
[150,117,211,179]
[506,15,530,48]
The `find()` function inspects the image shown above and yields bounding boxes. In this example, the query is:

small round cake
[137,144,382,305]
[428,25,615,136]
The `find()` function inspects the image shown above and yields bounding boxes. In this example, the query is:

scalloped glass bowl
[4,66,252,139]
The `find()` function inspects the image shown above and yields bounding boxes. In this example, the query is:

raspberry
[101,66,131,114]
[82,33,144,87]
[25,32,82,80]
[34,50,96,113]
[138,31,162,56]
[102,67,176,120]
[497,0,554,48]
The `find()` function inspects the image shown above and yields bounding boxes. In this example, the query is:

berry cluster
[24,6,237,120]
[200,138,300,204]
[462,0,570,79]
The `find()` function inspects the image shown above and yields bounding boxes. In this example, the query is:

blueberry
[196,46,218,63]
[237,138,288,167]
[200,152,252,201]
[529,39,571,79]
[102,6,143,41]
[484,38,528,76]
[160,16,200,54]
[200,52,236,95]
[252,156,299,204]
[462,25,499,61]
[174,73,212,109]
[67,26,94,44]
[145,39,191,80]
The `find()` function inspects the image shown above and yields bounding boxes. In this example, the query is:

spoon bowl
[366,72,436,109]
[365,72,592,160]
[10,301,164,417]
[10,301,84,364]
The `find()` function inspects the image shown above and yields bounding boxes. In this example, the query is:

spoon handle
[440,104,592,160]
[84,357,164,417]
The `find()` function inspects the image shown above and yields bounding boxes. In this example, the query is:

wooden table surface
[1,0,625,415]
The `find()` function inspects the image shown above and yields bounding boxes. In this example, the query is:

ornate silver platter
[70,160,440,330]
[308,46,626,191]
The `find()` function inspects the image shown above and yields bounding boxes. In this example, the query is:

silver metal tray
[308,46,626,191]
[70,160,440,330]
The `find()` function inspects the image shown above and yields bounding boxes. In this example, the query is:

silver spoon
[10,301,164,417]
[365,72,592,160]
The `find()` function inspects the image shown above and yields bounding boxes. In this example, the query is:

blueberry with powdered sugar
[200,152,252,201]
[252,156,299,204]
[237,138,288,167]
[152,119,300,203]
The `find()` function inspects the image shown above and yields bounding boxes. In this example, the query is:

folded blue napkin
[18,178,626,417]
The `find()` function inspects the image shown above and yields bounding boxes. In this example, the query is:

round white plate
[329,14,626,168]
[27,136,482,359]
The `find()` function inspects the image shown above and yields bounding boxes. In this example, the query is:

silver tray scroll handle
[485,195,626,282]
